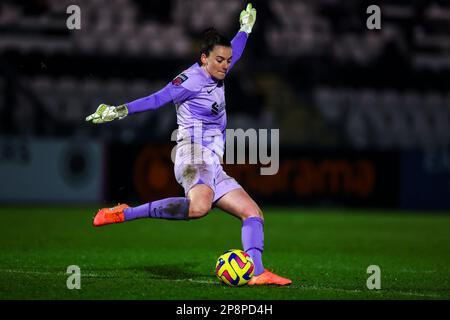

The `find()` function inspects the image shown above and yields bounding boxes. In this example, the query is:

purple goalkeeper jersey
[126,31,248,157]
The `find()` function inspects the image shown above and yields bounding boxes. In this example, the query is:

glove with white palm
[239,3,257,34]
[85,104,128,124]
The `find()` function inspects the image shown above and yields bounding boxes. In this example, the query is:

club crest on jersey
[172,73,188,86]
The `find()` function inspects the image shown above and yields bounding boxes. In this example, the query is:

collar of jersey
[195,63,220,84]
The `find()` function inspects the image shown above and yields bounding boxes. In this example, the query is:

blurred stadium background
[0,0,449,300]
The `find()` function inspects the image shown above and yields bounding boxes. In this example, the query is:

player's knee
[188,201,211,219]
[187,184,213,219]
[242,206,264,221]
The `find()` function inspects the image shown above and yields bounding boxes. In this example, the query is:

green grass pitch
[0,206,449,300]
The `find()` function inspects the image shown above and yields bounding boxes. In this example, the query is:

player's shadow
[137,262,215,280]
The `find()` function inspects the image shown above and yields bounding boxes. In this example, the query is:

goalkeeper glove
[239,3,257,34]
[85,104,128,124]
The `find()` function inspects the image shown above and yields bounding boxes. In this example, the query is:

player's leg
[93,142,215,226]
[215,188,264,268]
[214,187,292,285]
[214,188,265,273]
[92,184,213,226]
[92,196,191,226]
[214,188,263,220]
[123,183,213,221]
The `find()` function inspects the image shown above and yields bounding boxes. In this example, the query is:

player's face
[201,45,232,80]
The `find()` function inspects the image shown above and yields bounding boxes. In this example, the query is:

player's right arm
[85,73,198,124]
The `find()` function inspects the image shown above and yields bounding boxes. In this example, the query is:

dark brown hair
[200,27,231,58]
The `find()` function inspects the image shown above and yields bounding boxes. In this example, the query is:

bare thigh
[215,188,264,221]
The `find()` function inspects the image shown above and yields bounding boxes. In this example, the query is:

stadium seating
[0,0,449,149]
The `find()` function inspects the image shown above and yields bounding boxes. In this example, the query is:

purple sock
[242,216,265,276]
[124,197,190,221]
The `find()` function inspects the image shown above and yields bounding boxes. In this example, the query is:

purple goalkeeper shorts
[174,142,242,203]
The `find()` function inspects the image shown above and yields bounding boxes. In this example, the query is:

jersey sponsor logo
[172,73,188,86]
[211,102,225,115]
[211,102,219,115]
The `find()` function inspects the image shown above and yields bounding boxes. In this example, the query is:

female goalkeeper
[86,4,291,286]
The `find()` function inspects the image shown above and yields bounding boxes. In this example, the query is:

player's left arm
[228,3,257,72]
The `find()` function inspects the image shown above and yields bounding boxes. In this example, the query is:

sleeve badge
[172,73,188,86]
